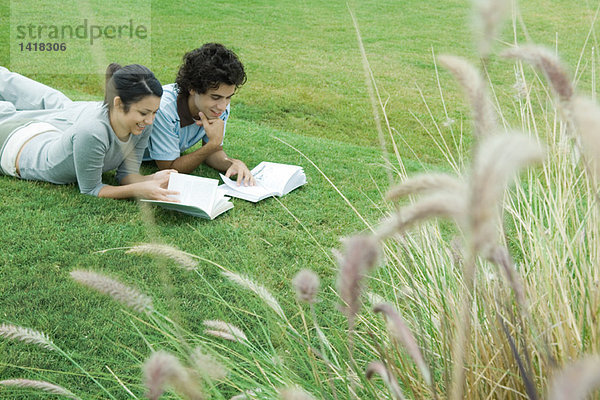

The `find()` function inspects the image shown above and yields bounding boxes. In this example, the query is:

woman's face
[113,95,161,136]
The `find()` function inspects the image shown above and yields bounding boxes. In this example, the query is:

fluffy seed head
[0,379,79,399]
[502,46,574,102]
[277,387,316,400]
[569,96,600,180]
[222,270,285,319]
[203,320,248,343]
[292,269,320,303]
[373,303,431,385]
[439,54,497,138]
[472,0,511,58]
[143,351,204,400]
[376,193,467,240]
[70,270,154,314]
[548,355,600,400]
[365,361,405,400]
[144,351,185,400]
[127,243,198,270]
[470,133,545,255]
[336,235,380,326]
[386,173,466,201]
[190,347,229,381]
[0,324,54,351]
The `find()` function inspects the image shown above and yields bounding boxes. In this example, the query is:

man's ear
[189,89,196,96]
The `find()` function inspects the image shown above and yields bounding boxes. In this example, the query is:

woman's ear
[113,96,123,110]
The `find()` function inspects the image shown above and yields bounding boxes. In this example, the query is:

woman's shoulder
[74,103,109,128]
[70,104,112,142]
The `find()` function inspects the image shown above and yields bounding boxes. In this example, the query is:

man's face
[189,84,236,120]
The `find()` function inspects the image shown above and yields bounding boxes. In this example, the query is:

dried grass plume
[548,355,600,400]
[222,270,285,319]
[203,320,248,343]
[278,387,316,400]
[470,133,545,256]
[127,243,198,270]
[336,235,380,326]
[438,54,497,137]
[0,379,79,399]
[292,269,320,303]
[70,270,154,314]
[386,172,466,201]
[0,323,54,351]
[502,45,574,102]
[473,0,511,58]
[365,361,405,400]
[143,350,204,400]
[569,96,600,180]
[376,193,467,240]
[190,347,229,381]
[373,303,432,385]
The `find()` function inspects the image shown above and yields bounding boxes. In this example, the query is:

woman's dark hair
[175,43,247,95]
[104,63,163,112]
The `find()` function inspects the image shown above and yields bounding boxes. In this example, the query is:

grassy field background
[0,0,599,398]
[1,0,598,161]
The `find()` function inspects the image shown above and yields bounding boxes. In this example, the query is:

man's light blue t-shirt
[143,83,229,161]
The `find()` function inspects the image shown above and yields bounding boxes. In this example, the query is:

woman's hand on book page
[137,175,180,202]
[225,158,256,187]
[150,169,178,183]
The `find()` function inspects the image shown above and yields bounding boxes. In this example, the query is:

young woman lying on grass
[0,64,179,200]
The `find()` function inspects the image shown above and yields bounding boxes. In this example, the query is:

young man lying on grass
[143,43,255,186]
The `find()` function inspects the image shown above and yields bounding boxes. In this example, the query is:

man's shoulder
[155,84,180,128]
[159,83,179,108]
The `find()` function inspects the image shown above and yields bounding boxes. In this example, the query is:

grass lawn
[0,0,599,398]
[0,118,400,397]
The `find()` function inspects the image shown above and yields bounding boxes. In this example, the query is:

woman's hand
[99,171,179,200]
[135,179,180,201]
[149,169,178,182]
[138,171,179,201]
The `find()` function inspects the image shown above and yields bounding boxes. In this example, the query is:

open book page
[280,167,307,194]
[219,161,306,202]
[253,162,304,194]
[167,173,216,210]
[212,188,235,216]
[142,173,233,219]
[220,174,276,199]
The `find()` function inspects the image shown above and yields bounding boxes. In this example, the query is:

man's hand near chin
[196,111,224,146]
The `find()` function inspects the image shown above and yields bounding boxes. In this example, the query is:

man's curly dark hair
[175,43,247,95]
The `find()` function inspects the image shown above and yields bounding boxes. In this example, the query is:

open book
[219,161,306,202]
[142,173,233,219]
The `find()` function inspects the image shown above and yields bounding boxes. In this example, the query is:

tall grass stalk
[345,0,600,398]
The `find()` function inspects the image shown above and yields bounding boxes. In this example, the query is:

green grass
[0,118,403,397]
[1,0,598,163]
[1,0,600,398]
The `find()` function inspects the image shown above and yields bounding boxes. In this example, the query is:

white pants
[0,67,78,176]
[0,67,95,132]
[0,66,74,111]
